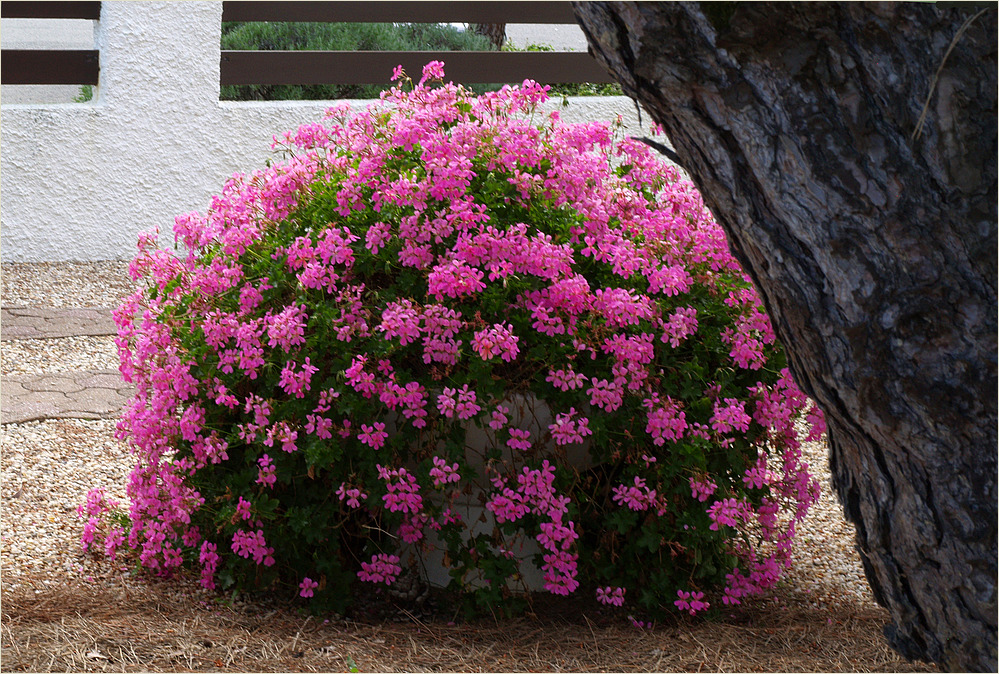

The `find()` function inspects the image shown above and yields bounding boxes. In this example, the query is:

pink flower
[199,541,220,590]
[279,357,318,398]
[805,403,826,441]
[661,306,698,347]
[422,334,462,365]
[299,576,319,598]
[305,413,333,439]
[472,322,520,362]
[541,550,579,596]
[345,355,377,397]
[644,396,687,445]
[235,497,253,521]
[436,388,457,417]
[419,60,446,85]
[537,519,578,552]
[596,586,626,607]
[628,615,653,629]
[674,589,710,615]
[546,367,587,392]
[689,476,717,502]
[366,220,392,253]
[506,428,532,451]
[104,525,125,561]
[182,527,202,548]
[587,377,624,412]
[743,456,771,490]
[486,491,530,524]
[612,476,658,512]
[256,454,277,488]
[336,483,368,508]
[377,465,423,515]
[379,299,421,345]
[707,497,750,531]
[80,516,100,552]
[711,398,752,434]
[398,515,426,544]
[429,456,461,486]
[358,422,388,449]
[436,385,480,420]
[592,287,654,328]
[265,304,308,352]
[647,264,692,297]
[427,259,486,299]
[548,408,593,446]
[357,553,402,585]
[489,405,509,430]
[109,63,821,610]
[231,529,275,567]
[722,321,768,370]
[78,487,118,519]
[264,421,298,453]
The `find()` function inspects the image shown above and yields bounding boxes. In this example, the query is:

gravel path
[2,262,137,590]
[0,261,878,612]
[2,334,120,375]
[2,262,138,308]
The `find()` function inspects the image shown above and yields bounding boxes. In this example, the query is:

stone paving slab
[1,306,135,424]
[1,306,117,340]
[1,369,134,424]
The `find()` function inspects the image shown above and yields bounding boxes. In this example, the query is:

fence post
[0,1,227,262]
[94,1,221,106]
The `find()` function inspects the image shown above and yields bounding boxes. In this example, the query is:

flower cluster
[358,553,402,585]
[674,589,710,615]
[596,586,626,606]
[88,62,822,621]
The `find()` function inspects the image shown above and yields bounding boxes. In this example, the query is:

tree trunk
[472,23,507,50]
[572,2,997,670]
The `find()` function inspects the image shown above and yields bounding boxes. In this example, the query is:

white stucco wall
[0,2,656,263]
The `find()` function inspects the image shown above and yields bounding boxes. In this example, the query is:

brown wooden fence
[1,1,101,84]
[219,1,611,86]
[2,2,610,88]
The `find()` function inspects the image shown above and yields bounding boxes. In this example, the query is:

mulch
[1,570,939,672]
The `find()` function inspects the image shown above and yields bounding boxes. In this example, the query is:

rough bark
[472,23,507,50]
[572,2,997,671]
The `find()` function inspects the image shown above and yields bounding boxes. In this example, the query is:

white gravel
[0,261,878,613]
[2,261,134,308]
[780,438,878,608]
[1,418,133,588]
[1,335,119,375]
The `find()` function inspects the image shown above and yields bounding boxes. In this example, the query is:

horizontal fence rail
[1,49,99,84]
[221,50,612,86]
[1,1,101,85]
[2,2,609,91]
[220,1,608,86]
[0,1,100,19]
[222,1,578,24]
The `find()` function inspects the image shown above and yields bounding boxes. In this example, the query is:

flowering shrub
[93,62,824,619]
